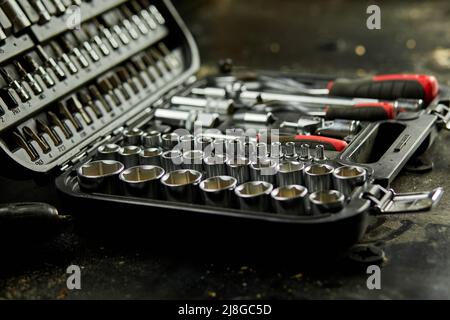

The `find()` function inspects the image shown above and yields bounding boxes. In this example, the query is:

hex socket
[309,190,345,214]
[183,150,204,172]
[161,169,203,203]
[119,146,142,168]
[249,159,278,185]
[271,185,308,215]
[204,154,228,177]
[304,163,334,193]
[122,128,143,145]
[77,160,124,193]
[332,165,367,197]
[97,143,121,161]
[119,165,165,198]
[277,161,304,186]
[142,130,161,148]
[161,149,183,172]
[226,157,250,185]
[161,132,180,150]
[199,175,238,207]
[139,147,162,166]
[180,134,195,152]
[234,181,274,212]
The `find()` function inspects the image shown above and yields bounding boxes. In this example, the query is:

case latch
[429,103,450,130]
[363,184,444,214]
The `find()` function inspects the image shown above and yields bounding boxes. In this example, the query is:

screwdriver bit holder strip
[0,0,201,173]
[30,0,130,42]
[10,48,185,170]
[0,24,168,132]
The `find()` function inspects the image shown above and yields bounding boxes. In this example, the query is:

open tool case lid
[0,0,200,175]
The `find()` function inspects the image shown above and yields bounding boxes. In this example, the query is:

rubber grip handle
[325,102,396,121]
[328,74,439,105]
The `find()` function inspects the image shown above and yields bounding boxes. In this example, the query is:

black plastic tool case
[0,0,445,255]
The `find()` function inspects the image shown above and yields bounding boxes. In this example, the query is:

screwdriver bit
[77,91,103,119]
[58,102,82,132]
[36,45,67,81]
[24,55,55,88]
[58,36,90,68]
[0,88,19,109]
[131,0,156,30]
[121,4,148,35]
[66,96,93,125]
[84,25,110,56]
[22,125,51,153]
[125,62,147,88]
[30,0,51,24]
[50,42,78,75]
[36,118,62,146]
[13,131,39,161]
[71,30,100,62]
[116,67,139,94]
[88,85,112,112]
[47,111,72,138]
[0,67,30,102]
[94,21,119,50]
[98,78,121,106]
[108,73,130,100]
[14,61,43,95]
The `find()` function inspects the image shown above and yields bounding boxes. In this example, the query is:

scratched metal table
[1,0,450,299]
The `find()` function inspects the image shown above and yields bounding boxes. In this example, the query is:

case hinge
[363,184,444,214]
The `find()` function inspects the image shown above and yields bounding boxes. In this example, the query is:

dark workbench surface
[1,0,450,299]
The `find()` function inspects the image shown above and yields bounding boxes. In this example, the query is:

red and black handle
[324,102,396,121]
[327,74,439,105]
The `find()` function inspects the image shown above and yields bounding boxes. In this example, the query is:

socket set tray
[0,0,448,252]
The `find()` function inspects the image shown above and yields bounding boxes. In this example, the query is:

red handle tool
[324,102,396,121]
[327,74,439,105]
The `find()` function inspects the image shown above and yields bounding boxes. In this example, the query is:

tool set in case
[0,0,448,253]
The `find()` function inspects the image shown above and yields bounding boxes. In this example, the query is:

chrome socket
[161,169,203,203]
[195,135,214,154]
[276,161,304,186]
[204,154,228,177]
[332,165,367,197]
[304,163,334,193]
[142,130,161,148]
[122,128,143,145]
[271,185,308,215]
[234,181,274,212]
[309,190,345,214]
[161,132,180,150]
[161,149,183,172]
[249,159,278,184]
[119,146,142,168]
[139,147,162,166]
[270,142,284,160]
[284,142,298,161]
[212,138,226,155]
[180,134,195,152]
[226,157,250,185]
[97,143,121,161]
[200,175,238,207]
[77,160,124,193]
[119,165,165,198]
[183,150,204,172]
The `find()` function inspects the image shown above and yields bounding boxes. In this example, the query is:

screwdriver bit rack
[0,0,199,172]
